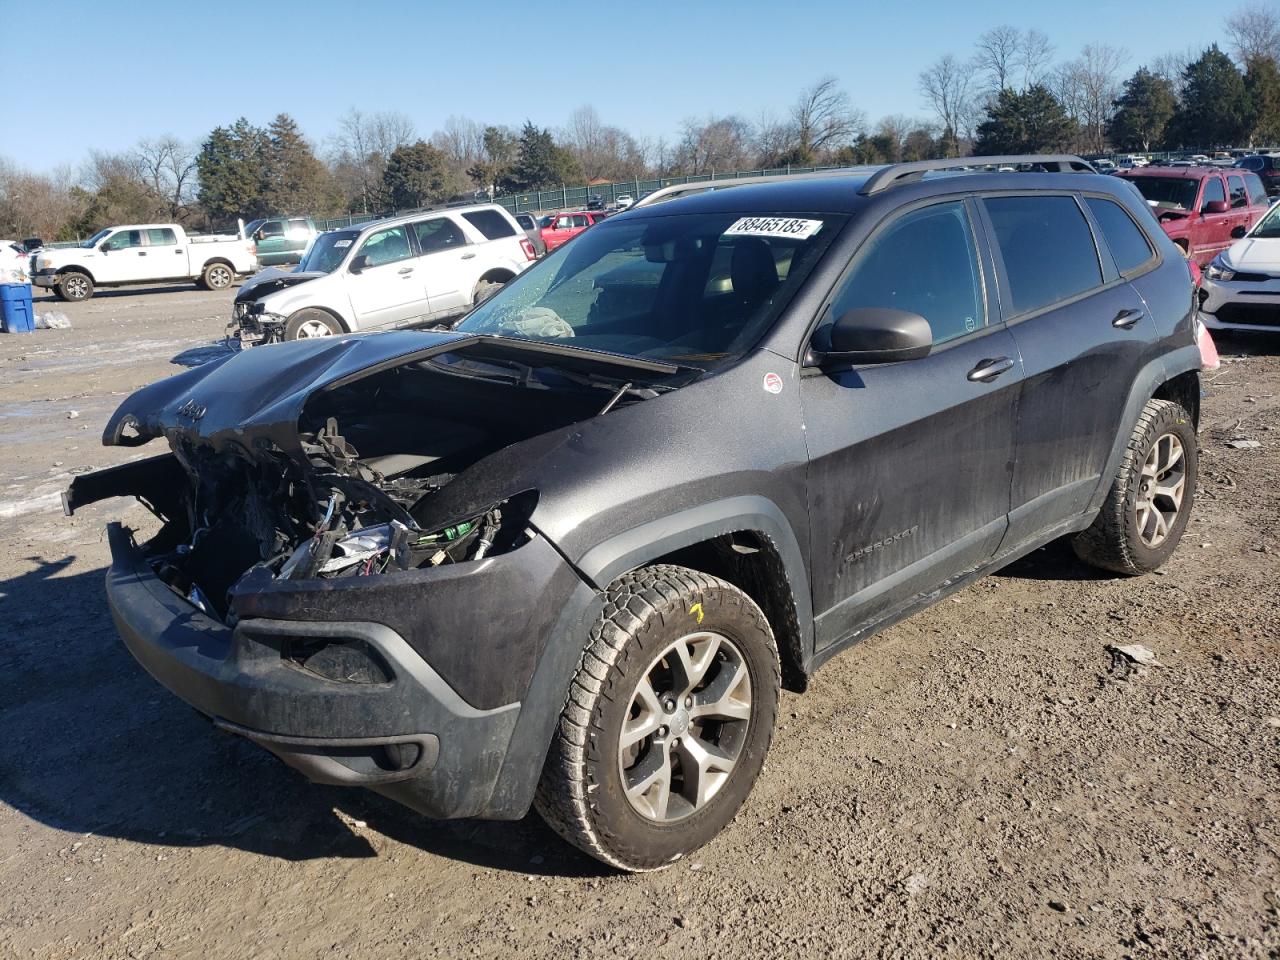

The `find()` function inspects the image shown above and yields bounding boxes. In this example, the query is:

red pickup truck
[539,211,607,252]
[1117,166,1272,265]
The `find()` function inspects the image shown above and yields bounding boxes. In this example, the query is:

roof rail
[858,155,1095,196]
[631,167,878,209]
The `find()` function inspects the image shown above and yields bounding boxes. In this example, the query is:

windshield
[1252,202,1280,239]
[82,229,111,248]
[1126,176,1199,211]
[456,211,846,367]
[297,230,359,274]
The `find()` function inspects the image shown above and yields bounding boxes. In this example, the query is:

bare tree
[791,77,863,158]
[134,136,197,220]
[330,108,417,211]
[430,115,487,195]
[919,55,976,156]
[755,109,797,166]
[1072,43,1130,153]
[674,115,755,175]
[1149,46,1199,100]
[975,25,1022,93]
[1226,3,1280,65]
[0,157,88,239]
[1018,29,1056,90]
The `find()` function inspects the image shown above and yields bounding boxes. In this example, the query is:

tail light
[520,238,536,261]
[1194,314,1220,371]
[1186,258,1202,288]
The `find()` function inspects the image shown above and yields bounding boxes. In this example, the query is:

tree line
[2,2,1276,241]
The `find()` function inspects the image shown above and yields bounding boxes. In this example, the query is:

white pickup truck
[31,223,258,301]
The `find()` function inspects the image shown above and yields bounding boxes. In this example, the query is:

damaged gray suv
[68,156,1207,871]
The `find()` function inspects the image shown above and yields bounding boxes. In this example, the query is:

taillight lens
[520,238,536,261]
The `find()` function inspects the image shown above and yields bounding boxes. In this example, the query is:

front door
[345,224,422,329]
[1195,175,1234,263]
[801,199,1020,651]
[100,229,152,282]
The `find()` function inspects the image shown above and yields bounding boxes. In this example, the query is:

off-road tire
[534,564,780,872]
[1072,398,1197,575]
[283,309,343,340]
[473,277,504,304]
[201,262,234,291]
[57,272,93,301]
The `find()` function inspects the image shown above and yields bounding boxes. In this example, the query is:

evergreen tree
[973,85,1076,154]
[263,114,339,215]
[1166,45,1252,148]
[196,118,270,221]
[1107,68,1177,151]
[502,122,581,192]
[1245,55,1280,146]
[381,141,448,210]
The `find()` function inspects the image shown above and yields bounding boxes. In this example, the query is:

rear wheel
[1073,398,1197,575]
[534,565,779,871]
[201,262,234,291]
[57,271,93,301]
[284,309,343,340]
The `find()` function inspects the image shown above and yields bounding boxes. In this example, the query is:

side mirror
[349,254,369,274]
[1203,200,1230,215]
[1231,225,1248,239]
[99,243,111,253]
[813,308,933,365]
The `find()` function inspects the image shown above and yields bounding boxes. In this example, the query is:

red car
[540,211,607,252]
[1117,165,1272,265]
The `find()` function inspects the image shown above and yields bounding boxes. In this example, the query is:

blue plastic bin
[0,283,34,333]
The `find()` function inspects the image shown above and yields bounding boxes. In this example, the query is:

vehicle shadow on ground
[995,538,1114,582]
[0,554,600,877]
[32,283,241,303]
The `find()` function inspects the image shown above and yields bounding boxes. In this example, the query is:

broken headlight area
[144,419,537,623]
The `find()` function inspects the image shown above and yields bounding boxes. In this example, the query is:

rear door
[410,215,474,317]
[144,228,185,279]
[344,224,422,328]
[285,219,313,261]
[255,220,288,263]
[801,198,1021,651]
[982,192,1158,547]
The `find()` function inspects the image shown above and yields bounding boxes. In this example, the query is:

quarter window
[984,196,1102,316]
[358,225,412,266]
[1084,198,1153,274]
[1200,177,1226,211]
[833,201,984,345]
[412,218,468,254]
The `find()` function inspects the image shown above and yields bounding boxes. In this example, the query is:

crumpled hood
[234,267,326,303]
[1222,236,1280,274]
[103,331,475,457]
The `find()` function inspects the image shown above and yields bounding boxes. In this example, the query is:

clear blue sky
[5,0,1231,172]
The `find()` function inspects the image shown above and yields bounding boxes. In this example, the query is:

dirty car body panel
[70,162,1202,828]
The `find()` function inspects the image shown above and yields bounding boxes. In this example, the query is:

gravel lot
[1,285,1277,959]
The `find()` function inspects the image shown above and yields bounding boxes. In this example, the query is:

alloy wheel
[207,266,232,289]
[618,631,752,822]
[295,318,334,338]
[1135,432,1186,547]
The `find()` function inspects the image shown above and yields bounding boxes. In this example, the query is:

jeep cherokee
[67,155,1206,871]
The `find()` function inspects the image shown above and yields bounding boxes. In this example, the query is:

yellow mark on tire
[689,602,704,624]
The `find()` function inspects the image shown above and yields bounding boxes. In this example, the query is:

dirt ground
[0,284,1277,960]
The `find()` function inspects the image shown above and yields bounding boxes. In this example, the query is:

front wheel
[1073,398,1197,575]
[57,272,93,301]
[283,309,343,340]
[534,565,780,871]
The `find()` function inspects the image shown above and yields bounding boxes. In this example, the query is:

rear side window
[572,214,590,228]
[1200,177,1226,211]
[514,214,534,230]
[1245,173,1269,206]
[146,228,176,246]
[1228,176,1248,208]
[462,209,517,240]
[287,218,310,233]
[834,200,984,345]
[1084,198,1153,274]
[985,196,1102,316]
[413,217,468,254]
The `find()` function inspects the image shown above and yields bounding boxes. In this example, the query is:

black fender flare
[1087,342,1202,514]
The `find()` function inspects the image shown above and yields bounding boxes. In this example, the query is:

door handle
[398,266,414,275]
[138,251,147,256]
[967,356,1015,382]
[1112,309,1144,329]
[461,252,476,260]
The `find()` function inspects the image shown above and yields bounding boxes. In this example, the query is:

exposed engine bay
[71,333,688,625]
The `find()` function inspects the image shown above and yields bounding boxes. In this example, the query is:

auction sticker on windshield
[724,217,823,240]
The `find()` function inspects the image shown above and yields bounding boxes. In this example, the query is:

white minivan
[232,204,536,342]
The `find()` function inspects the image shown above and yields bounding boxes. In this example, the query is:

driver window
[832,201,984,345]
[260,221,285,239]
[105,230,143,250]
[357,226,411,267]
[1200,177,1226,212]
[556,216,573,230]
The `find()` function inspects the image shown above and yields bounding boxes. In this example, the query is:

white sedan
[1200,200,1280,334]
